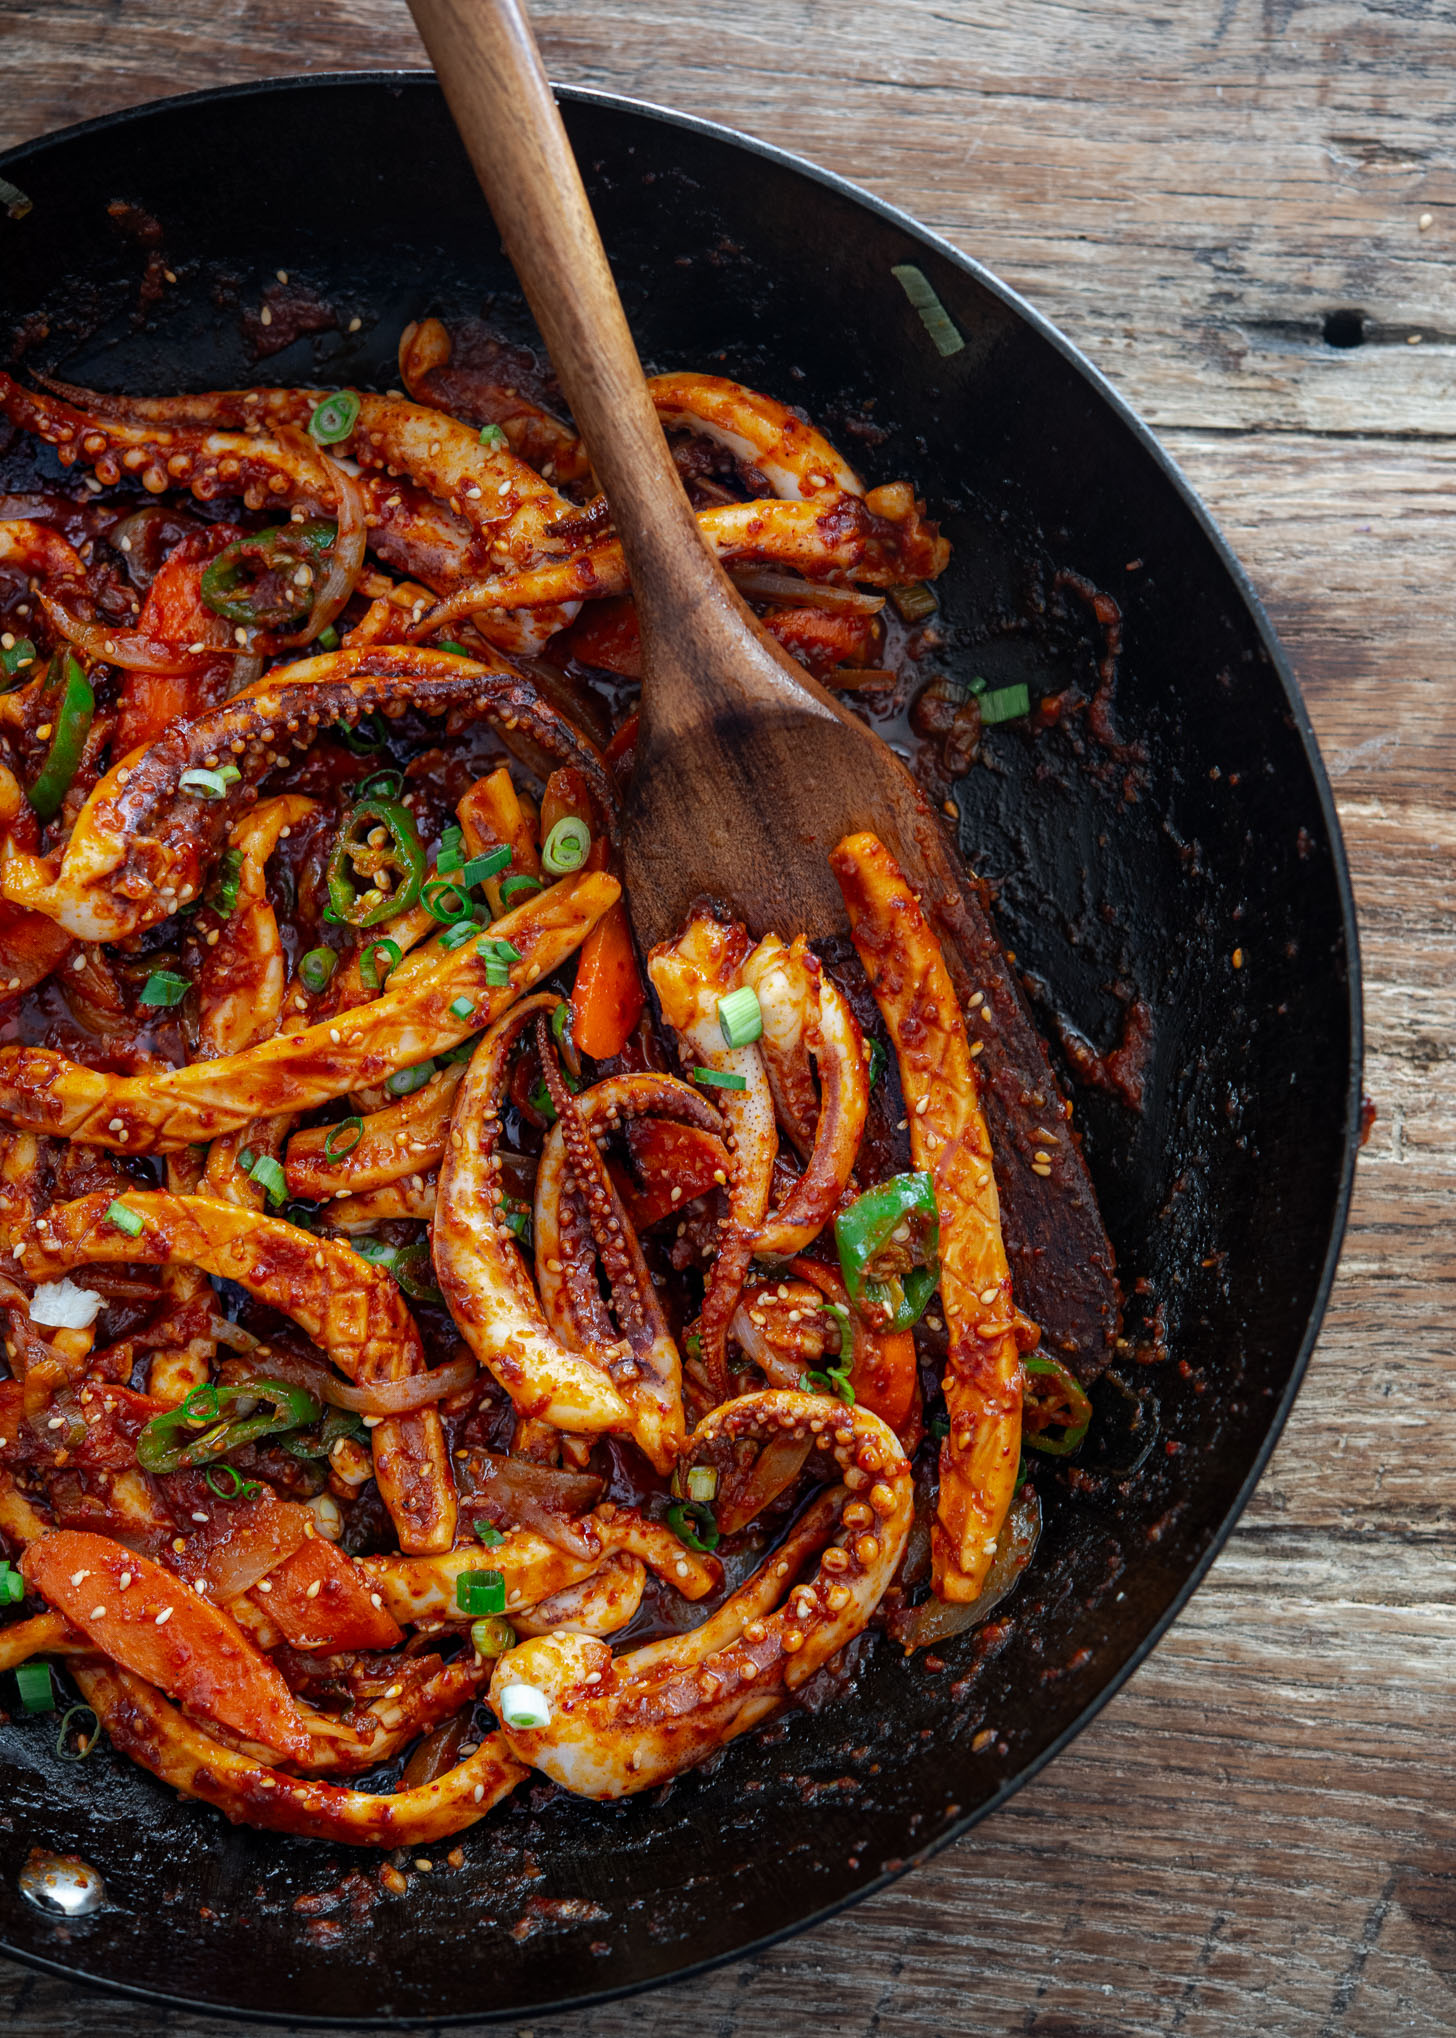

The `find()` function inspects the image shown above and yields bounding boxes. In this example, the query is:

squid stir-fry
[0,323,1097,1845]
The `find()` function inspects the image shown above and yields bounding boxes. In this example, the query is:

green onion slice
[208,846,244,918]
[979,682,1031,726]
[692,1066,748,1091]
[498,873,544,907]
[477,935,522,963]
[179,764,242,801]
[422,875,474,924]
[470,1614,516,1657]
[474,1522,505,1547]
[717,985,762,1048]
[497,1681,551,1729]
[0,1561,24,1605]
[542,816,590,876]
[309,389,361,444]
[248,1153,287,1206]
[204,1463,261,1500]
[15,1662,53,1712]
[685,1465,718,1503]
[449,996,476,1022]
[888,582,939,623]
[437,920,476,952]
[436,825,464,875]
[666,1499,719,1553]
[456,1569,507,1616]
[866,1038,888,1088]
[298,946,337,993]
[315,622,340,652]
[478,423,508,450]
[462,845,512,886]
[324,1115,364,1159]
[139,970,190,1008]
[357,767,403,801]
[56,1702,99,1761]
[105,1200,144,1237]
[386,1060,435,1098]
[359,937,402,990]
[351,1237,397,1269]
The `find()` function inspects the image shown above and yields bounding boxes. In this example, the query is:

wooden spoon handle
[408,0,711,613]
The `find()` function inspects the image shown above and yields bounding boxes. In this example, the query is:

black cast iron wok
[0,72,1359,2027]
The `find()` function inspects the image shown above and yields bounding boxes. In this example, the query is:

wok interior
[0,77,1355,2023]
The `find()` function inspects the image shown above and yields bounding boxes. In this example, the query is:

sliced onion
[729,566,885,614]
[893,1481,1042,1650]
[321,1352,478,1415]
[38,590,199,674]
[714,1432,813,1535]
[458,1451,603,1557]
[274,432,368,649]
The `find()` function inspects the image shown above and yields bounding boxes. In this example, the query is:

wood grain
[0,1,1451,2033]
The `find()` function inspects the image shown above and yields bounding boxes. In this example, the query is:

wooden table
[0,2,1449,2032]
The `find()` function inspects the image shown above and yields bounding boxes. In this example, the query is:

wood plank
[0,2,1451,2033]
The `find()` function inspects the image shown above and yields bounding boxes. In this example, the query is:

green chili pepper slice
[135,1376,322,1474]
[833,1171,941,1331]
[26,651,95,821]
[326,796,425,927]
[1021,1354,1093,1456]
[199,519,337,628]
[666,1500,719,1553]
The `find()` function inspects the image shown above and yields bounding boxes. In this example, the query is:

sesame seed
[191,1511,208,1523]
[155,1607,173,1626]
[89,1603,107,1620]
[305,1578,322,1599]
[69,1570,90,1586]
[969,1041,984,1058]
[349,316,362,332]
[259,305,272,326]
[915,1096,929,1115]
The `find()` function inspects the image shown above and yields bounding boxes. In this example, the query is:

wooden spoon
[409,0,968,948]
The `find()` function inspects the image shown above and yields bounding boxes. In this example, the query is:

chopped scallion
[449,996,476,1022]
[314,623,340,652]
[686,1465,718,1503]
[888,582,939,623]
[498,873,543,906]
[436,825,464,875]
[422,875,473,924]
[470,1615,516,1657]
[248,1153,287,1206]
[477,935,522,963]
[474,1522,505,1547]
[179,763,242,801]
[386,1060,435,1098]
[692,1066,747,1091]
[461,845,512,886]
[542,816,590,876]
[478,423,508,450]
[105,1200,144,1237]
[359,936,402,990]
[456,1569,506,1616]
[497,1681,551,1729]
[56,1702,100,1761]
[0,1561,24,1605]
[717,985,762,1048]
[139,969,190,1007]
[979,682,1031,725]
[323,1115,364,1159]
[438,920,477,952]
[309,389,361,444]
[298,946,338,993]
[14,1661,53,1712]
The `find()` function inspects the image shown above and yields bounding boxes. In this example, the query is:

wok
[0,72,1360,2026]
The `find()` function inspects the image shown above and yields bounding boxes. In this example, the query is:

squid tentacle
[0,644,614,944]
[531,1021,689,1473]
[489,1389,913,1798]
[741,934,869,1258]
[648,913,777,1402]
[432,994,637,1438]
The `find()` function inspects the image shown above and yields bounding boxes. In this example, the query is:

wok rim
[0,67,1364,2029]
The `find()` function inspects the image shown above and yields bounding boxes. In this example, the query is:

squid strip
[0,869,620,1151]
[831,831,1023,1601]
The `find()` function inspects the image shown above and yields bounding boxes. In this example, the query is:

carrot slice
[22,1528,314,1762]
[263,1537,405,1652]
[571,900,645,1060]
